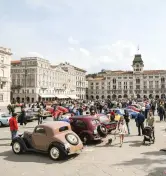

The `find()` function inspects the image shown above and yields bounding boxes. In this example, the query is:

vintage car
[11,122,83,160]
[95,114,117,132]
[0,113,11,127]
[70,115,108,144]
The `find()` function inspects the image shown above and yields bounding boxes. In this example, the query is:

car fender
[48,142,67,155]
[12,136,27,151]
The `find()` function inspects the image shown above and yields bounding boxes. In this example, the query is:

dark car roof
[71,115,98,120]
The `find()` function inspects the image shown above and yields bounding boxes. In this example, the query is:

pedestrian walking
[124,109,130,134]
[135,110,145,136]
[9,113,18,143]
[118,116,127,147]
[37,108,43,125]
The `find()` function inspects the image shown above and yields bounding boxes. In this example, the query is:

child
[118,116,127,147]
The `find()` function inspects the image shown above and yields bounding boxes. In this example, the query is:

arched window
[161,77,165,82]
[113,78,116,84]
[136,78,140,84]
[107,95,110,99]
[96,95,99,99]
[101,95,104,99]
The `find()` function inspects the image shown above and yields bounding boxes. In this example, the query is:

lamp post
[24,66,27,104]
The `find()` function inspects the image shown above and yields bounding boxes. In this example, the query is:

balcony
[0,77,8,83]
[40,86,48,90]
[11,85,23,89]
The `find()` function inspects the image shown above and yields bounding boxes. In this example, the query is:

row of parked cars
[0,108,52,127]
[10,104,142,161]
[11,112,118,161]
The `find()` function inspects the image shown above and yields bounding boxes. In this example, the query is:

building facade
[0,47,12,106]
[86,54,166,100]
[11,57,86,103]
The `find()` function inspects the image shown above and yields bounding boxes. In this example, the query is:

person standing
[135,110,145,136]
[37,107,43,124]
[146,110,155,139]
[158,104,165,121]
[124,109,130,134]
[19,107,27,126]
[145,103,151,119]
[9,113,18,141]
[118,116,127,147]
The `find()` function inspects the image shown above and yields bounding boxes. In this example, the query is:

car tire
[80,134,90,144]
[49,144,66,161]
[0,121,2,127]
[97,125,107,137]
[12,141,23,154]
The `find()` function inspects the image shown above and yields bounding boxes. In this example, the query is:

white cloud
[68,36,79,45]
[68,47,75,52]
[26,52,44,58]
[79,48,90,56]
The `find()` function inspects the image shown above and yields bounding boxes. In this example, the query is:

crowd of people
[7,98,166,147]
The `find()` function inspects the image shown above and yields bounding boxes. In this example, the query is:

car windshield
[91,119,100,126]
[99,115,109,123]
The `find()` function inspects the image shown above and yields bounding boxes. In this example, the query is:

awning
[55,95,68,99]
[67,95,79,99]
[39,94,55,98]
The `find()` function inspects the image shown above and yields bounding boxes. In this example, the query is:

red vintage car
[127,106,140,112]
[47,106,69,115]
[95,114,117,132]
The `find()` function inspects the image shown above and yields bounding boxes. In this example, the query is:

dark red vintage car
[69,115,107,144]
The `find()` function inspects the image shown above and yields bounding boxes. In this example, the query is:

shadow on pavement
[0,143,11,146]
[141,151,166,156]
[145,167,166,176]
[114,150,166,175]
[0,150,79,164]
[123,140,144,147]
[0,138,11,140]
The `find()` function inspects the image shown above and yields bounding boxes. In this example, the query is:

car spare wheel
[65,133,79,145]
[49,144,66,160]
[97,125,107,137]
[12,141,23,154]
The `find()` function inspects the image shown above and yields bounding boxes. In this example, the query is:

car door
[72,119,87,135]
[31,127,49,151]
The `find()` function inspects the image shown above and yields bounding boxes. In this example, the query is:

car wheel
[49,144,66,161]
[0,121,2,127]
[80,134,90,144]
[12,141,23,154]
[97,125,108,137]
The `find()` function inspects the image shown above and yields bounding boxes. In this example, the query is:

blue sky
[0,0,166,73]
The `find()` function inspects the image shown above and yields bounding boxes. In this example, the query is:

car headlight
[93,129,98,134]
[64,143,70,149]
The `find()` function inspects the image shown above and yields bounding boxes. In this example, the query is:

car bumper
[66,144,83,155]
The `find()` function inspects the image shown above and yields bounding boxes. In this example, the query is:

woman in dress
[118,116,127,147]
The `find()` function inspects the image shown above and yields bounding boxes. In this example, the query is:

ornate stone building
[11,57,86,103]
[86,53,166,100]
[0,47,12,106]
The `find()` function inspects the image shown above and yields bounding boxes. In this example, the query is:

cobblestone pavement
[0,117,166,176]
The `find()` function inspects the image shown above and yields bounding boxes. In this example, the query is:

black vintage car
[17,109,37,122]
